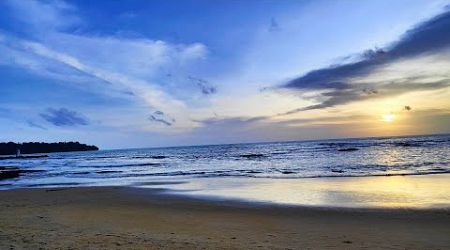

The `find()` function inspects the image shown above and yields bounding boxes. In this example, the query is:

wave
[238,153,268,159]
[106,167,450,179]
[26,182,85,187]
[132,155,167,159]
[337,148,359,152]
[296,170,450,179]
[77,162,162,168]
[95,170,123,174]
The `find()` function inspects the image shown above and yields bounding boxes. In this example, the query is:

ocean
[1,134,449,190]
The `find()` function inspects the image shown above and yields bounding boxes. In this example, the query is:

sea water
[1,134,449,208]
[1,134,449,188]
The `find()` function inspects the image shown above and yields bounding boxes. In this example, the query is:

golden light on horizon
[382,113,395,122]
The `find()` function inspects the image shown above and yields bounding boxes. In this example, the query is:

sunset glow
[0,0,448,148]
[382,114,396,123]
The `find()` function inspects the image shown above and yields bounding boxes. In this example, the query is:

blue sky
[1,0,449,149]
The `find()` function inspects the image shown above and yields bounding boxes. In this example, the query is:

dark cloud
[40,108,89,126]
[269,17,281,32]
[285,10,450,90]
[27,120,47,130]
[283,79,448,114]
[122,90,135,96]
[195,116,266,126]
[149,115,172,126]
[188,76,217,95]
[280,9,450,114]
[148,111,175,126]
[362,88,378,95]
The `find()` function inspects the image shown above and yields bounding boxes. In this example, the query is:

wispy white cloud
[0,0,210,131]
[4,0,80,31]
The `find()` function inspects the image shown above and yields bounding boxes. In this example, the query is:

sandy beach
[1,186,449,249]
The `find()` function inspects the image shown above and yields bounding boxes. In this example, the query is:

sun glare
[382,114,395,122]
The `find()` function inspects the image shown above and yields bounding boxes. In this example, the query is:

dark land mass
[0,142,99,156]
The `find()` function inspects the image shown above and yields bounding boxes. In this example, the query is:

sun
[382,114,395,122]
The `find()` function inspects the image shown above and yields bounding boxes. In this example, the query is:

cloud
[26,120,47,130]
[195,116,266,127]
[4,0,80,32]
[148,111,175,126]
[188,76,217,95]
[196,113,369,128]
[280,9,450,114]
[149,116,172,126]
[40,108,89,126]
[0,0,210,131]
[17,39,193,111]
[268,17,281,32]
[282,78,449,114]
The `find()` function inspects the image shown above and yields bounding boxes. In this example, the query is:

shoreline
[2,173,450,208]
[137,173,450,209]
[1,186,449,249]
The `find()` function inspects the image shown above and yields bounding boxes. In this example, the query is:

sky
[0,0,449,149]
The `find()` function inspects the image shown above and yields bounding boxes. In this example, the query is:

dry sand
[0,187,449,249]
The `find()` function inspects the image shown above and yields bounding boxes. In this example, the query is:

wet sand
[0,187,449,249]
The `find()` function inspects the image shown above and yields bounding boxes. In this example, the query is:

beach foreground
[0,187,449,249]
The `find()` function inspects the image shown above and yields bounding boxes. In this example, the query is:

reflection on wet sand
[143,174,450,208]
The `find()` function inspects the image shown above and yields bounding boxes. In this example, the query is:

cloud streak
[148,111,175,126]
[40,108,89,127]
[27,120,47,130]
[188,76,217,95]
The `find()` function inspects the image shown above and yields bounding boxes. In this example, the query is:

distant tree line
[0,142,99,155]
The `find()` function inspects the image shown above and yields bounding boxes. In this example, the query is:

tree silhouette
[0,142,99,155]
